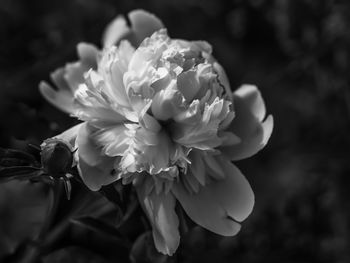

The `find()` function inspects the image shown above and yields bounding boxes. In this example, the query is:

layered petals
[172,156,254,236]
[73,71,128,126]
[136,178,180,255]
[40,9,273,257]
[39,43,99,114]
[172,98,233,150]
[221,85,273,161]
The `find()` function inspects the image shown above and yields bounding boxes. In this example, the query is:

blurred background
[0,0,349,262]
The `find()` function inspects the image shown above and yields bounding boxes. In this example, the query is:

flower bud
[40,138,74,177]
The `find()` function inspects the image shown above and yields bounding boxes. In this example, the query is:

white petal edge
[172,156,254,236]
[221,85,273,161]
[136,179,180,255]
[39,81,75,114]
[55,123,84,146]
[76,123,119,191]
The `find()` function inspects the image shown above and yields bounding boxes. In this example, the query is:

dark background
[0,0,349,262]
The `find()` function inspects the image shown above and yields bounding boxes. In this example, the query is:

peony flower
[40,10,273,255]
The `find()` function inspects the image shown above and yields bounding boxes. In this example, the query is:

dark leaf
[0,157,36,167]
[66,216,131,261]
[100,183,125,211]
[0,166,42,183]
[0,148,39,167]
[0,181,49,260]
[99,182,128,225]
[42,246,115,263]
[70,217,127,244]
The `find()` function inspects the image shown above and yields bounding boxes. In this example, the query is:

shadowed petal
[39,81,75,114]
[102,15,130,47]
[172,156,254,236]
[136,178,180,255]
[77,42,99,68]
[55,123,84,146]
[213,62,232,100]
[40,46,97,114]
[76,123,119,191]
[221,85,273,161]
[128,9,164,46]
[102,10,164,48]
[234,84,266,121]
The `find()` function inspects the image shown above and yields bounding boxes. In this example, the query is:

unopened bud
[40,138,74,177]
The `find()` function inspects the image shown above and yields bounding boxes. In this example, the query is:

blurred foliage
[0,0,350,262]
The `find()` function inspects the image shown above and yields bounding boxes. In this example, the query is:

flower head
[40,10,273,255]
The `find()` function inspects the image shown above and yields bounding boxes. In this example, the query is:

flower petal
[172,98,229,150]
[77,42,99,69]
[177,70,200,102]
[102,10,164,48]
[76,123,119,191]
[172,156,254,236]
[40,43,98,114]
[39,81,75,114]
[73,72,127,125]
[221,85,273,161]
[64,62,88,90]
[102,15,130,48]
[128,9,164,46]
[234,84,266,121]
[92,125,129,157]
[213,62,232,100]
[97,44,133,108]
[136,178,180,255]
[55,123,84,146]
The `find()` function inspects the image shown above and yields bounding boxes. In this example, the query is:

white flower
[40,10,273,256]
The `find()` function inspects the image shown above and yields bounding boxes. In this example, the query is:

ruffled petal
[97,44,134,109]
[73,72,127,125]
[172,156,254,236]
[172,98,230,150]
[136,178,180,255]
[76,123,119,191]
[92,125,129,157]
[212,62,232,100]
[221,85,273,161]
[40,45,97,114]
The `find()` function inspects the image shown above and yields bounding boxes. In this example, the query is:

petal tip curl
[235,84,266,122]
